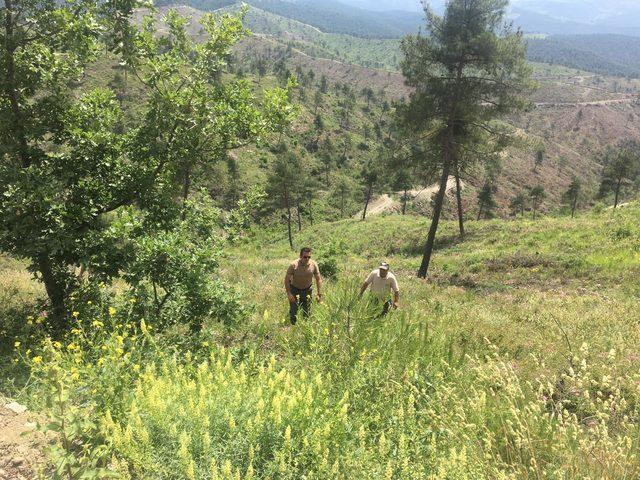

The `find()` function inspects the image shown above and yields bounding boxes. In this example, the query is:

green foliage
[315,237,348,280]
[598,140,640,208]
[529,185,547,218]
[562,176,582,216]
[0,0,294,325]
[40,373,117,479]
[224,186,268,242]
[477,183,497,220]
[400,0,533,276]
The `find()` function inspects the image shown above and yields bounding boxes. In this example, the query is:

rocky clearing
[0,399,49,480]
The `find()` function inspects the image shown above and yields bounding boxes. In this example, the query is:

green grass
[4,204,640,478]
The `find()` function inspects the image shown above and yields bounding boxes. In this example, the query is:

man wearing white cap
[359,262,400,315]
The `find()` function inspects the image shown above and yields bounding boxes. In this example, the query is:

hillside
[130,5,640,220]
[527,34,640,78]
[4,0,640,475]
[4,202,640,477]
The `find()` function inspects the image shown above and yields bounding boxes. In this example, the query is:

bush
[316,238,348,279]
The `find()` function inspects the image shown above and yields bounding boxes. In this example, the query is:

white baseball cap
[379,262,390,271]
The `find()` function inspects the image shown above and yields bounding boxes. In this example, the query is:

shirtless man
[284,247,322,324]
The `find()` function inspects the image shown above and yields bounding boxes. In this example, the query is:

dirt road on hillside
[536,97,637,108]
[355,177,462,218]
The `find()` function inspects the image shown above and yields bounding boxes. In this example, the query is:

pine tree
[266,152,303,249]
[562,176,581,217]
[599,141,640,209]
[529,186,546,219]
[401,0,532,278]
[477,183,497,220]
[509,193,527,217]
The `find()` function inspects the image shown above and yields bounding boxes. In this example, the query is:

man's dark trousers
[290,286,311,324]
[380,299,392,317]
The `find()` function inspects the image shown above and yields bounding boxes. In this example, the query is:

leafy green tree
[529,185,546,219]
[401,0,532,278]
[0,2,293,325]
[562,176,582,217]
[598,141,640,209]
[266,152,303,249]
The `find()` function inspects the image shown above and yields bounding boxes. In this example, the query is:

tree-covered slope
[156,0,423,38]
[526,34,640,78]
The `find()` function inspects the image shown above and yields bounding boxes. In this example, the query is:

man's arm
[391,276,400,308]
[314,263,322,301]
[284,267,295,303]
[360,271,374,296]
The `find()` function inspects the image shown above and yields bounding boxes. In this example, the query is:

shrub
[316,238,348,279]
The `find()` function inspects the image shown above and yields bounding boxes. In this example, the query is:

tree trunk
[402,187,407,215]
[308,198,314,226]
[284,186,293,250]
[38,254,68,325]
[454,165,464,239]
[477,201,484,221]
[571,195,577,218]
[361,182,373,221]
[614,178,622,209]
[296,199,302,232]
[418,131,453,279]
[532,202,537,219]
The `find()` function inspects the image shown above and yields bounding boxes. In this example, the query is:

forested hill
[134,4,640,218]
[155,0,424,38]
[526,35,640,79]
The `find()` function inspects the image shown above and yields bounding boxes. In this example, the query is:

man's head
[379,262,389,277]
[299,247,312,264]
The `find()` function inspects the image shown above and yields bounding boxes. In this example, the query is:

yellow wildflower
[109,307,116,316]
[72,311,80,318]
[14,341,20,348]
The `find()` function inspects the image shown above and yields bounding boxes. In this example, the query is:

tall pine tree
[401,0,532,278]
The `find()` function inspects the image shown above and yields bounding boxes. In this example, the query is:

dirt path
[0,399,49,479]
[355,194,402,218]
[355,177,463,218]
[535,97,637,107]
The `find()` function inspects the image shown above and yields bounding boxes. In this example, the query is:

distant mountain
[510,0,640,36]
[526,34,640,78]
[246,0,422,38]
[337,0,431,13]
[154,0,640,39]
